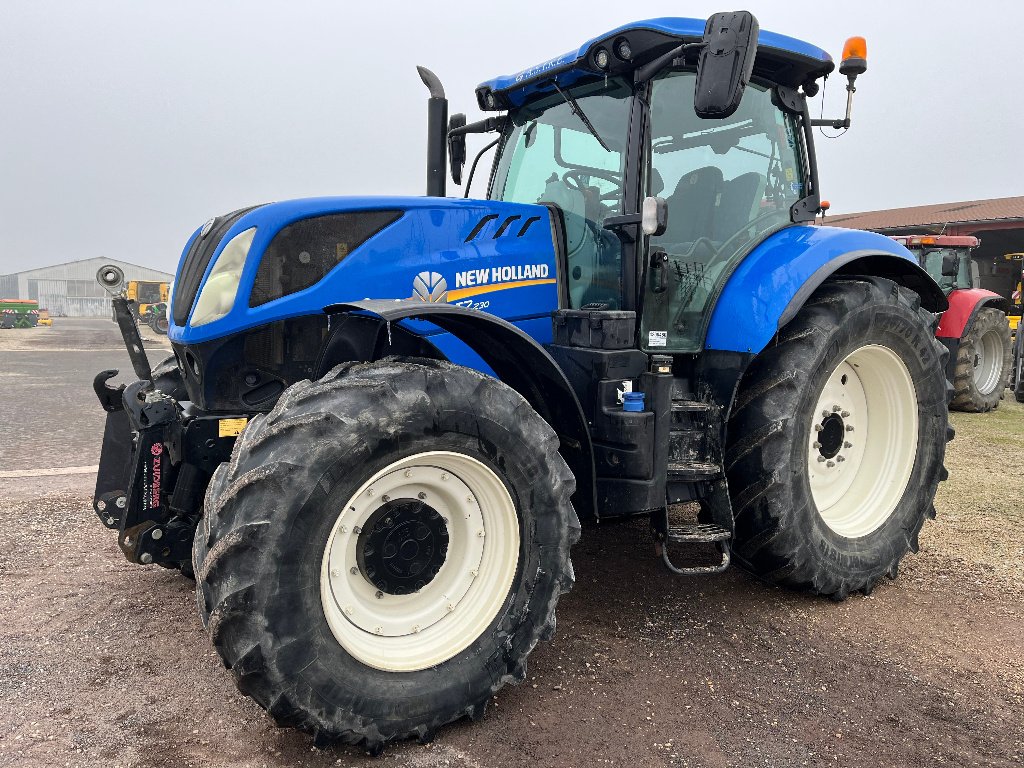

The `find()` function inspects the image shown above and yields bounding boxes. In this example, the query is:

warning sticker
[218,417,248,438]
[648,330,667,347]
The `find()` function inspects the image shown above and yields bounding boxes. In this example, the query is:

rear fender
[706,225,947,355]
[324,300,597,520]
[936,289,1010,339]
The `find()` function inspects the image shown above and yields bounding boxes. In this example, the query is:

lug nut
[116,496,127,509]
[105,516,115,526]
[817,456,826,463]
[151,528,163,540]
[826,460,835,468]
[832,405,842,412]
[350,566,358,575]
[844,441,852,449]
[375,590,384,599]
[815,424,823,432]
[841,410,850,418]
[353,526,362,534]
[836,456,845,463]
[441,473,448,481]
[382,494,390,502]
[97,500,106,511]
[821,410,830,418]
[846,425,855,432]
[140,553,153,564]
[418,492,427,500]
[813,441,821,449]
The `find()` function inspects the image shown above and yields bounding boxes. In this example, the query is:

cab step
[666,461,722,481]
[653,509,732,576]
[666,522,731,543]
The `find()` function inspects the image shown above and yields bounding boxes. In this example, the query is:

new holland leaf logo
[412,271,448,303]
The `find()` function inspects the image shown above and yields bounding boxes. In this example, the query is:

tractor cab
[893,234,981,294]
[475,18,846,352]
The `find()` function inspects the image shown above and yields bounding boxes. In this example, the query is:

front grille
[172,205,263,326]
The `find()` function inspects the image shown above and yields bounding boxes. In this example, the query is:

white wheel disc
[807,344,919,538]
[320,451,520,672]
[973,328,1004,395]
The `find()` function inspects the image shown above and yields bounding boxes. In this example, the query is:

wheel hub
[816,413,846,459]
[320,452,520,672]
[807,345,918,538]
[356,499,449,595]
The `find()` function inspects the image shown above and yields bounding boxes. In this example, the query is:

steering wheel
[562,168,623,199]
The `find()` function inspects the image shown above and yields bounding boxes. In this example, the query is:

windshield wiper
[550,80,610,152]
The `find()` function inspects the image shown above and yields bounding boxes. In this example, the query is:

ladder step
[671,400,712,413]
[666,523,731,544]
[666,461,721,480]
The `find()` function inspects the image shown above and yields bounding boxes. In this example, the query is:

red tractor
[893,235,1012,411]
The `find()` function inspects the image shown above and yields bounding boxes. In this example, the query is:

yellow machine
[1005,253,1023,334]
[125,280,170,319]
[37,308,52,326]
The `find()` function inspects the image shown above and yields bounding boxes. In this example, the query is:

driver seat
[661,166,724,246]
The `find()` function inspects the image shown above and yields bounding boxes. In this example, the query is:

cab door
[640,69,808,353]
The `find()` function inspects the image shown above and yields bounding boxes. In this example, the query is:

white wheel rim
[974,329,1004,395]
[807,344,919,538]
[320,451,519,672]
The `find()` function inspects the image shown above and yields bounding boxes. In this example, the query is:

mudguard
[705,225,947,354]
[326,299,597,520]
[936,289,1010,339]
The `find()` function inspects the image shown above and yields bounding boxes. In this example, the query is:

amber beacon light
[840,36,868,76]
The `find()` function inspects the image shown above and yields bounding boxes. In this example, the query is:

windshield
[490,76,632,309]
[919,248,972,293]
[136,283,163,304]
[641,70,807,353]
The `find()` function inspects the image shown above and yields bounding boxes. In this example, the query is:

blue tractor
[92,13,950,751]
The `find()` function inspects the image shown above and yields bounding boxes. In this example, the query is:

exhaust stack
[417,66,448,197]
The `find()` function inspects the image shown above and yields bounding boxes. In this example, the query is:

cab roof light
[840,36,867,76]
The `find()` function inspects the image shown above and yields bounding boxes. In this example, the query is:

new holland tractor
[91,13,951,751]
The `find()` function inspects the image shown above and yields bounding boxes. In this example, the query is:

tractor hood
[168,196,560,345]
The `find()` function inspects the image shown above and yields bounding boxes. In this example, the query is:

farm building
[827,196,1024,300]
[0,258,173,317]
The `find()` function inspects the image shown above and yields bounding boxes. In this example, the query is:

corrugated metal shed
[0,257,173,317]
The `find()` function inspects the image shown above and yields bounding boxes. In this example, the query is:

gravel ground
[1,320,1022,768]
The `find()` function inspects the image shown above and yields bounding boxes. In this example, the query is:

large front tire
[949,306,1011,412]
[193,358,578,751]
[725,278,950,598]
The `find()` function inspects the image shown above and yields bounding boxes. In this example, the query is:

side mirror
[448,113,467,185]
[941,253,959,277]
[694,11,759,119]
[641,196,668,236]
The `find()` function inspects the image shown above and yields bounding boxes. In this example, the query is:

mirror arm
[634,41,705,85]
[448,115,507,138]
[603,214,640,244]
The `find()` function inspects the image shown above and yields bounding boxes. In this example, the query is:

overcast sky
[1,0,1021,275]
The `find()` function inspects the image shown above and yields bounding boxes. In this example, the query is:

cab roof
[476,17,834,111]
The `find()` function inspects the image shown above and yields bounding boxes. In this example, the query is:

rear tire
[950,307,1011,412]
[725,278,950,599]
[193,358,578,751]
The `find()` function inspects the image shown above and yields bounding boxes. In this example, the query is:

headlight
[190,227,256,327]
